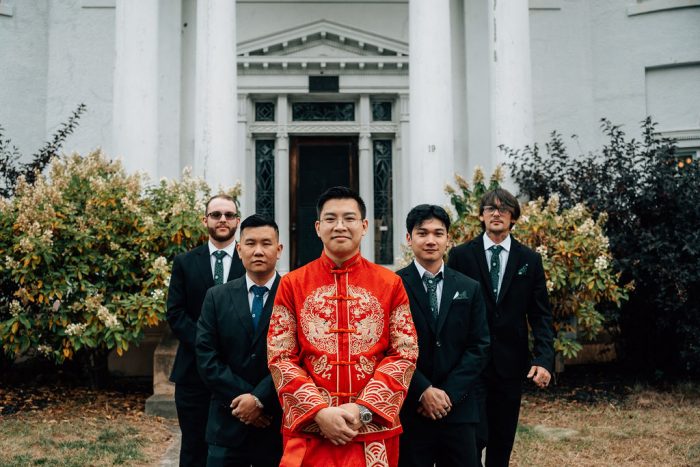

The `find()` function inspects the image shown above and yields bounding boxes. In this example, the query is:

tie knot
[251,285,268,298]
[489,245,503,255]
[422,271,443,287]
[213,250,227,260]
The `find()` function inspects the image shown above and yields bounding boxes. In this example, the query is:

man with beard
[167,194,246,466]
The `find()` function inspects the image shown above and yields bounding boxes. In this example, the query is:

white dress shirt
[413,259,446,307]
[208,240,237,283]
[483,232,511,294]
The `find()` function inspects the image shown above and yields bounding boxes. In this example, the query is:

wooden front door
[290,137,358,269]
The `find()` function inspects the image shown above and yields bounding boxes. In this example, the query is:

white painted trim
[529,0,562,10]
[0,3,14,16]
[627,0,700,16]
[81,0,116,8]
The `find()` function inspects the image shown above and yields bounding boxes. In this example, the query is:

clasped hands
[230,393,271,428]
[417,386,452,420]
[314,403,364,446]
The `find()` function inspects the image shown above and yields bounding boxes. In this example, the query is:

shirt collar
[208,240,236,257]
[482,232,511,252]
[245,273,276,292]
[413,259,444,279]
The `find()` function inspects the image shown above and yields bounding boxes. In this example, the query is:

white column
[358,95,375,263]
[409,0,454,207]
[489,0,534,166]
[194,0,238,192]
[396,93,411,263]
[157,0,182,180]
[113,0,159,178]
[275,95,291,274]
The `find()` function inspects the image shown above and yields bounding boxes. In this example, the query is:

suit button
[495,313,501,320]
[436,341,441,348]
[251,353,257,359]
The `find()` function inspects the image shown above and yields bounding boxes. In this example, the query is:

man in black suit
[447,188,555,467]
[196,214,283,467]
[398,204,490,467]
[166,194,245,466]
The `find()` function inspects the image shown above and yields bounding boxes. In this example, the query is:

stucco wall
[530,0,700,153]
[0,0,50,159]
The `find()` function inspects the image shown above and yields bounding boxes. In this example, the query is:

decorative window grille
[371,101,392,121]
[255,102,275,122]
[373,140,393,264]
[291,102,355,121]
[255,140,275,219]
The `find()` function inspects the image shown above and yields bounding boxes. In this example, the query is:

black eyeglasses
[206,211,240,220]
[483,206,511,215]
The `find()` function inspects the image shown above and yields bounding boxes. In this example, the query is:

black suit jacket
[447,236,555,379]
[397,263,490,424]
[166,243,245,384]
[195,274,282,448]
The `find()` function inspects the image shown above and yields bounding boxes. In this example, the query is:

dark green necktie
[422,271,443,320]
[213,250,227,285]
[489,245,503,298]
[250,285,268,331]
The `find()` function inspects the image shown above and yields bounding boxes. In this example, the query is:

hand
[419,386,452,420]
[230,394,264,425]
[527,365,551,389]
[338,403,363,430]
[250,414,272,429]
[314,407,359,445]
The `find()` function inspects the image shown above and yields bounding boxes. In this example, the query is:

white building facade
[2,0,699,273]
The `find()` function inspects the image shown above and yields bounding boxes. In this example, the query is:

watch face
[360,411,372,423]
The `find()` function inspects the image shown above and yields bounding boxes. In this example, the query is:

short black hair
[406,204,451,235]
[205,194,237,214]
[479,188,520,230]
[239,214,279,238]
[316,186,367,219]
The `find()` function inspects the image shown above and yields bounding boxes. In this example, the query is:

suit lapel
[471,237,495,303]
[497,239,521,304]
[196,245,215,288]
[227,247,244,282]
[230,278,255,339]
[252,274,280,345]
[436,268,456,335]
[402,265,436,334]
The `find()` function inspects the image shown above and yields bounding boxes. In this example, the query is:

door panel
[290,137,358,269]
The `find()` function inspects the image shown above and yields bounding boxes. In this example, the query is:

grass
[0,384,174,467]
[511,384,700,466]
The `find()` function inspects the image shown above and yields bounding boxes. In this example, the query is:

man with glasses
[167,194,245,466]
[267,186,418,466]
[447,188,554,467]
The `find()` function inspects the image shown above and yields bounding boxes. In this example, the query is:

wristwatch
[357,404,373,424]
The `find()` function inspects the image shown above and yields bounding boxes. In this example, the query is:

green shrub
[0,150,240,367]
[445,166,630,358]
[504,118,700,378]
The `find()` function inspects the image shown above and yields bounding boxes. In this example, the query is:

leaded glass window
[291,102,355,121]
[255,102,275,122]
[371,101,392,121]
[255,140,275,219]
[373,140,393,264]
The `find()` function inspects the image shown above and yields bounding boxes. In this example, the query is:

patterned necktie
[422,271,443,320]
[213,250,227,285]
[489,245,504,298]
[250,285,268,331]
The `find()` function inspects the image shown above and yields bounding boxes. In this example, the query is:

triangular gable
[238,19,408,58]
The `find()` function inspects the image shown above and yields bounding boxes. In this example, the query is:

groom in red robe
[268,186,418,467]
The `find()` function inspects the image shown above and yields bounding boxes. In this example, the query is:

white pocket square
[453,291,468,300]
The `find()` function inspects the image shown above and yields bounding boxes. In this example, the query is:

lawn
[0,384,173,467]
[512,380,700,466]
[1,366,699,466]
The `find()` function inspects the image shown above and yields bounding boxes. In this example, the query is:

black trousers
[175,383,211,467]
[399,415,477,467]
[206,444,281,467]
[475,370,523,467]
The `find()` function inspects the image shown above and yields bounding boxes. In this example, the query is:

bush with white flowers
[0,150,240,364]
[446,167,631,358]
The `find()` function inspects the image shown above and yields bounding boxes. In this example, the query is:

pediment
[238,19,408,59]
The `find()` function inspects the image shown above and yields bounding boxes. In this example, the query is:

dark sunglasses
[206,211,239,220]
